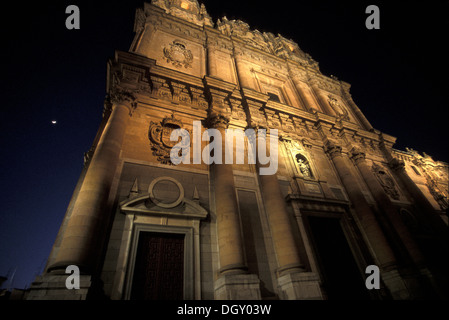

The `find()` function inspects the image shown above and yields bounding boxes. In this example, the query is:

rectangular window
[411,165,421,176]
[267,92,281,103]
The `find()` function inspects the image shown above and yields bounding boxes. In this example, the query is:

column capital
[205,113,230,130]
[324,140,342,159]
[308,77,320,87]
[389,157,406,172]
[245,125,280,143]
[350,146,366,165]
[106,86,138,114]
[289,68,309,84]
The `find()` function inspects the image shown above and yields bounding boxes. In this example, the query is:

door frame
[302,211,371,299]
[123,224,194,300]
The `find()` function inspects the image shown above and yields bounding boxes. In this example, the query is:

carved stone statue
[296,157,311,178]
[328,95,349,120]
[372,164,400,200]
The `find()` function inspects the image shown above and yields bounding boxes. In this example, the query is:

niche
[295,153,313,178]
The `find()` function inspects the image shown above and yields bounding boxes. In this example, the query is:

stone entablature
[109,51,386,154]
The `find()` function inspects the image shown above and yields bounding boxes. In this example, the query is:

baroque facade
[28,0,448,300]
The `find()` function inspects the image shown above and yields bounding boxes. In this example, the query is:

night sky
[0,0,447,290]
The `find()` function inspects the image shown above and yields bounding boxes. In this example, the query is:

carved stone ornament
[296,153,312,178]
[163,39,193,68]
[372,163,400,200]
[351,146,366,164]
[205,113,230,130]
[328,95,349,121]
[325,140,342,159]
[148,114,188,164]
[105,87,137,114]
[426,180,448,210]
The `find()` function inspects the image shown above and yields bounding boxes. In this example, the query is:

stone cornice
[151,64,204,88]
[110,49,397,156]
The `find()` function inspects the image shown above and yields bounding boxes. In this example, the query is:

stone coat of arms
[163,40,193,68]
[148,114,189,164]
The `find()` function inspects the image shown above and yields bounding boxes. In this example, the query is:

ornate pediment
[120,194,208,219]
[120,176,208,219]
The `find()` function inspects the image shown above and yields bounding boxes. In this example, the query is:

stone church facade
[28,0,448,300]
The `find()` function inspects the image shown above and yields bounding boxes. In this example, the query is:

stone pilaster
[290,74,317,112]
[209,114,247,276]
[351,148,438,298]
[389,157,449,298]
[48,87,136,274]
[277,272,323,300]
[204,78,262,299]
[249,128,322,299]
[309,79,336,116]
[341,89,374,131]
[27,275,92,300]
[207,43,219,78]
[389,158,448,235]
[214,274,261,300]
[324,141,412,299]
[233,49,253,89]
[256,130,304,275]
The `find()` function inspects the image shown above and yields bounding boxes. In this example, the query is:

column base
[214,273,261,300]
[381,269,413,300]
[277,271,323,300]
[390,267,442,299]
[419,267,448,299]
[26,274,93,300]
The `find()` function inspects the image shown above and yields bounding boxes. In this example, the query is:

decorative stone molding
[279,113,295,132]
[228,98,246,120]
[120,175,206,216]
[148,114,186,164]
[350,146,366,164]
[324,140,343,159]
[151,0,213,28]
[120,181,208,219]
[389,158,406,172]
[312,76,342,95]
[163,39,194,68]
[106,87,138,114]
[190,87,209,109]
[328,95,349,121]
[372,163,400,200]
[148,176,185,208]
[83,146,95,168]
[426,180,448,210]
[205,113,230,130]
[264,109,281,129]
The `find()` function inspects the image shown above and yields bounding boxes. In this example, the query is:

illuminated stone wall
[28,0,448,300]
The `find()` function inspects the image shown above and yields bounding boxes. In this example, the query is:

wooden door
[130,232,184,300]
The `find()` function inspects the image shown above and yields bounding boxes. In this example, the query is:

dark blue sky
[0,0,447,290]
